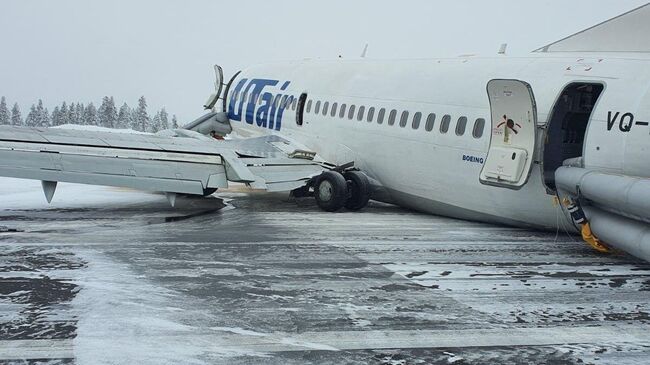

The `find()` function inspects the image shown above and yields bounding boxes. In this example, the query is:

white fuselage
[225,54,650,230]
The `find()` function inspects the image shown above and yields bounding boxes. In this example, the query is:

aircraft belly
[387,185,563,230]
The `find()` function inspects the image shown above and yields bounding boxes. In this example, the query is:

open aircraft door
[480,80,538,189]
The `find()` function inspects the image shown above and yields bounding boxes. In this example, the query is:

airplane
[1,4,650,262]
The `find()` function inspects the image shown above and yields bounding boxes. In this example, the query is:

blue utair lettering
[227,78,248,122]
[462,154,485,164]
[228,78,292,131]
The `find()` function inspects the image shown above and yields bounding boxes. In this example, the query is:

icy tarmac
[0,177,649,365]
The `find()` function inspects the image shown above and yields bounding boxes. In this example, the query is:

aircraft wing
[0,125,329,197]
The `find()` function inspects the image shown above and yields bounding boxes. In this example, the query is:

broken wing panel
[239,158,324,192]
[0,126,327,196]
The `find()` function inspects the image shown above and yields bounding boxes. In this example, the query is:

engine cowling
[183,112,232,137]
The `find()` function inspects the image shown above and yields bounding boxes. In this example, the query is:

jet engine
[183,111,232,137]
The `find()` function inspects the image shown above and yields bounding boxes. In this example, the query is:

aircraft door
[480,79,537,189]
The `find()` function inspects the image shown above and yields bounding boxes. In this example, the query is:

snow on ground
[54,124,151,135]
[0,178,165,210]
[1,176,650,364]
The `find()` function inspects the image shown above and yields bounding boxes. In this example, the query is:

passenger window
[377,108,386,124]
[388,109,397,126]
[322,101,329,116]
[357,106,366,121]
[296,93,308,126]
[473,118,486,138]
[331,102,338,117]
[412,112,422,129]
[425,113,436,131]
[306,100,312,113]
[440,115,451,133]
[348,105,356,120]
[315,101,321,114]
[399,111,410,128]
[456,116,467,136]
[367,107,375,122]
[339,104,347,118]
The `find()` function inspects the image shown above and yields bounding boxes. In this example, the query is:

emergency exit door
[480,79,538,189]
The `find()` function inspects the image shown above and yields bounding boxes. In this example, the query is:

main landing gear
[300,170,371,212]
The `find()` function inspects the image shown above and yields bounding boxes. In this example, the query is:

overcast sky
[1,0,647,122]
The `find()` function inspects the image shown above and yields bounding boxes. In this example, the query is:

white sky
[1,0,647,122]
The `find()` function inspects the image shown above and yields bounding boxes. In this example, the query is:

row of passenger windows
[300,98,486,138]
[231,90,486,138]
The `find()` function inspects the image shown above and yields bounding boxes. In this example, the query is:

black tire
[202,188,218,197]
[344,171,370,211]
[314,171,347,212]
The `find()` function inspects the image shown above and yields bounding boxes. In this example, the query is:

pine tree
[0,97,9,125]
[51,106,61,126]
[35,100,45,126]
[84,103,98,126]
[159,108,169,130]
[135,96,149,132]
[129,108,138,130]
[98,96,117,128]
[42,107,51,127]
[108,97,117,127]
[117,103,130,129]
[10,103,22,126]
[34,100,50,127]
[25,104,37,127]
[171,114,179,129]
[73,103,84,125]
[151,111,161,132]
[60,102,70,125]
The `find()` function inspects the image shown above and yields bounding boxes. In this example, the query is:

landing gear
[315,171,348,212]
[313,170,371,212]
[343,171,370,211]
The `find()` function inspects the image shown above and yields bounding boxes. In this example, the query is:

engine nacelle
[183,112,232,137]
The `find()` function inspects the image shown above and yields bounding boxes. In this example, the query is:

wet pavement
[0,178,649,364]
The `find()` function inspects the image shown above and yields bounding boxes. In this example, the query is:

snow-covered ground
[1,177,650,365]
[54,124,151,135]
[0,178,164,210]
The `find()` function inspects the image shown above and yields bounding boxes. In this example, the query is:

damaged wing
[0,125,329,200]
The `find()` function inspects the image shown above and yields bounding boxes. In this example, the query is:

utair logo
[228,78,294,131]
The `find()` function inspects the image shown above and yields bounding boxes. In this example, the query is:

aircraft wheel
[344,171,370,211]
[315,171,347,212]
